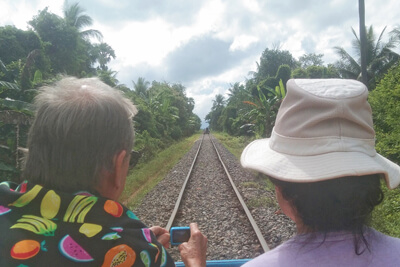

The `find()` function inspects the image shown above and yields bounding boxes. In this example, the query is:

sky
[1,0,399,127]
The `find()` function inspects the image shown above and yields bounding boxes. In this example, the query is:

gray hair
[22,77,137,193]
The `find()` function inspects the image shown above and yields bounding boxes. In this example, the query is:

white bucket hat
[241,79,400,189]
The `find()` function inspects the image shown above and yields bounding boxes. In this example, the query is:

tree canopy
[0,1,201,181]
[205,28,399,138]
[256,48,297,82]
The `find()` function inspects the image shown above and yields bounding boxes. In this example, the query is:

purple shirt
[244,228,400,267]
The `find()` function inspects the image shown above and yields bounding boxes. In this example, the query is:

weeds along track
[134,134,296,261]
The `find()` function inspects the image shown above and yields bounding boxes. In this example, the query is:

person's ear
[113,150,127,189]
[275,185,308,233]
[96,150,128,200]
[275,185,297,222]
[274,185,282,197]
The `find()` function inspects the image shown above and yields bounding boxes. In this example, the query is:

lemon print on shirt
[40,190,61,219]
[79,223,102,238]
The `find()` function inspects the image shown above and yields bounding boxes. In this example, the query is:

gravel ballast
[133,134,296,262]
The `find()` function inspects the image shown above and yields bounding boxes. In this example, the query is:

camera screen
[172,229,190,243]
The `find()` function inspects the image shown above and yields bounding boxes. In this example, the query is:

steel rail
[209,134,270,252]
[165,134,204,231]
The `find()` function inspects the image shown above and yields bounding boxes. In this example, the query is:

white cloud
[98,19,176,66]
[94,0,229,76]
[96,0,130,9]
[195,0,226,35]
[366,0,400,30]
[230,35,259,51]
[0,0,63,29]
[241,0,261,14]
[186,56,258,126]
[188,79,227,125]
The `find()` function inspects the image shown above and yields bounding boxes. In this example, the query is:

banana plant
[241,79,286,137]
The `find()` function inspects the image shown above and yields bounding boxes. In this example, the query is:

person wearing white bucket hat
[241,79,400,266]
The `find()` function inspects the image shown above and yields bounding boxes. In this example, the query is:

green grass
[214,132,278,209]
[241,181,262,189]
[120,133,201,210]
[214,132,400,238]
[212,132,254,159]
[248,196,277,208]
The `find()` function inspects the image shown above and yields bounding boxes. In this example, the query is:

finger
[178,242,187,252]
[157,233,170,248]
[159,227,168,234]
[190,223,205,240]
[156,227,168,235]
[149,226,164,236]
[189,222,199,234]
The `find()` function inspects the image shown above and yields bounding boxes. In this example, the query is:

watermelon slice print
[0,205,11,215]
[110,227,123,232]
[59,235,93,262]
[141,228,152,243]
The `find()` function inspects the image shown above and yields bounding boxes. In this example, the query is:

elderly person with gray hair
[241,79,400,266]
[0,77,207,266]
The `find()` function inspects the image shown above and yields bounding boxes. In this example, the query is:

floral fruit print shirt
[0,181,175,267]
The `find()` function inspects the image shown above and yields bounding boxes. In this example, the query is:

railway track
[133,134,296,261]
[166,134,268,261]
[167,134,269,254]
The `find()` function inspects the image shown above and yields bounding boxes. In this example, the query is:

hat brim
[241,138,400,189]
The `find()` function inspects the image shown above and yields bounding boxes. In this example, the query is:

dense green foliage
[364,64,400,238]
[256,48,297,81]
[205,94,225,132]
[369,65,400,163]
[0,1,200,181]
[372,182,400,238]
[130,79,201,161]
[0,26,42,67]
[206,23,400,139]
[206,48,340,138]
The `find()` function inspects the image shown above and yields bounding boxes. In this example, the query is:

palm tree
[212,94,225,109]
[97,69,119,87]
[91,43,116,71]
[391,25,400,44]
[358,0,368,85]
[205,94,225,131]
[334,25,399,89]
[63,1,103,41]
[133,77,150,99]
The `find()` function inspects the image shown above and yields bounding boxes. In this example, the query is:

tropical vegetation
[206,24,400,140]
[334,25,399,89]
[205,48,341,138]
[0,1,201,182]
